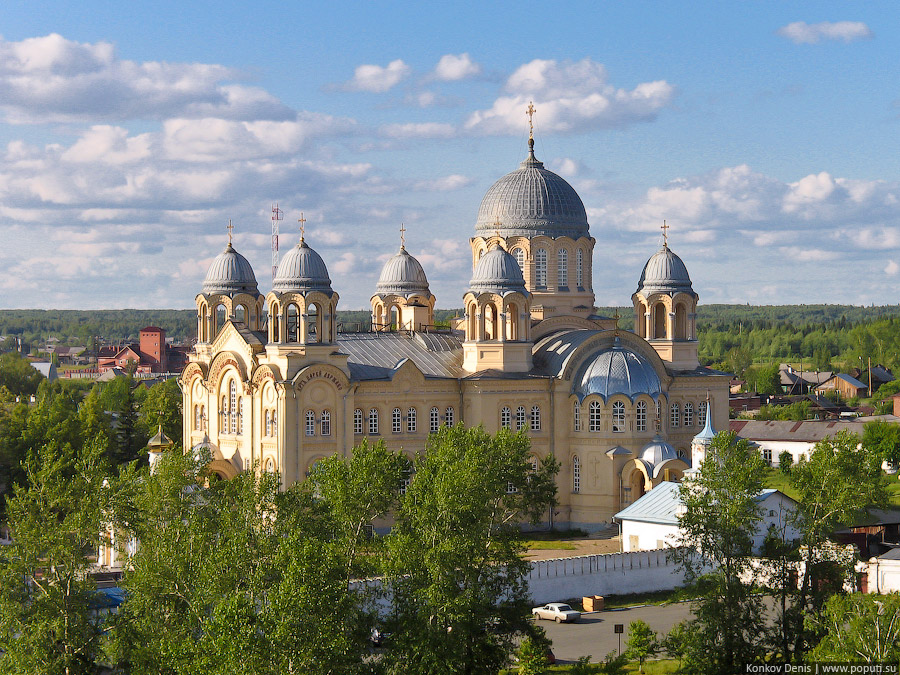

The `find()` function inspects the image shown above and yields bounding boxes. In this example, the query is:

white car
[531,602,581,623]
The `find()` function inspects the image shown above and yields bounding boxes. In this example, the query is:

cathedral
[180,128,729,531]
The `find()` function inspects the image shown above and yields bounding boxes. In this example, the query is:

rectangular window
[369,409,379,435]
[531,405,541,431]
[407,408,417,433]
[354,409,363,435]
[445,407,454,426]
[430,407,440,433]
[392,408,402,433]
[321,410,331,436]
[574,403,581,432]
[501,407,511,429]
[306,411,316,437]
[589,402,601,432]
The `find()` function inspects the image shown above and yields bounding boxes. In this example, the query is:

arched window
[220,395,227,433]
[200,405,206,431]
[516,406,526,430]
[512,248,525,274]
[369,408,379,435]
[354,409,363,435]
[215,304,226,336]
[264,457,275,473]
[194,404,201,430]
[307,303,320,342]
[656,400,663,431]
[392,407,402,433]
[699,401,708,427]
[229,381,237,434]
[636,400,647,432]
[236,397,243,434]
[684,403,694,427]
[670,403,680,428]
[531,405,541,431]
[675,304,687,340]
[576,248,584,287]
[589,401,602,432]
[321,410,331,436]
[265,410,272,437]
[407,407,417,433]
[234,304,246,324]
[612,401,625,433]
[271,409,277,436]
[574,402,582,432]
[306,410,316,436]
[430,407,440,433]
[500,406,511,429]
[653,303,666,339]
[535,248,547,287]
[573,455,581,493]
[445,407,454,426]
[557,249,568,287]
[287,304,299,342]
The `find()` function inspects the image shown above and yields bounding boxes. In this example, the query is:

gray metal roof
[336,332,463,381]
[639,434,679,467]
[635,245,695,297]
[202,243,260,296]
[474,143,589,240]
[615,481,682,525]
[273,239,333,295]
[573,337,662,402]
[469,247,528,296]
[729,419,866,442]
[375,246,431,297]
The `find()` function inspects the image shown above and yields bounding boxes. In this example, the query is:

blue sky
[1,1,899,310]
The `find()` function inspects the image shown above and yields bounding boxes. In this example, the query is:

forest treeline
[5,304,900,372]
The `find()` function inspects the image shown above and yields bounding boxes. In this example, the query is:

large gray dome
[375,246,430,297]
[639,434,680,467]
[469,247,528,296]
[636,245,696,296]
[573,339,662,402]
[475,144,589,240]
[273,239,333,294]
[202,243,259,296]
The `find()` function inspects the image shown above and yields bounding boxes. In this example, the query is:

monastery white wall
[621,521,679,552]
[527,549,690,604]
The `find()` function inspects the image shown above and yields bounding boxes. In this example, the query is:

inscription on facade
[297,368,344,391]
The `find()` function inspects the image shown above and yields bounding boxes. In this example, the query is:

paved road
[536,602,696,664]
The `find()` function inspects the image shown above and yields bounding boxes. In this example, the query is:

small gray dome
[202,243,259,295]
[573,339,662,402]
[375,246,430,297]
[475,144,589,240]
[469,247,528,296]
[639,434,679,467]
[273,239,333,294]
[636,245,696,296]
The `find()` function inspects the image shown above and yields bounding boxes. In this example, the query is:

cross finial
[227,219,234,245]
[613,308,621,336]
[400,223,406,249]
[298,212,306,242]
[526,101,536,140]
[661,220,669,247]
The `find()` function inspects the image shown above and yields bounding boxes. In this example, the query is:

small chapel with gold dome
[181,122,729,531]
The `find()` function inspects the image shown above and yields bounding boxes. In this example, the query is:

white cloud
[778,21,873,45]
[0,33,294,124]
[412,174,473,192]
[433,53,481,81]
[886,260,899,276]
[465,58,674,135]
[344,59,411,93]
[380,122,455,139]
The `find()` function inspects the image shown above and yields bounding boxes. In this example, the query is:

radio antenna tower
[271,203,283,280]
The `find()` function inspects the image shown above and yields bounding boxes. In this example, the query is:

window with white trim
[684,403,694,428]
[229,381,237,434]
[507,481,518,494]
[531,405,541,431]
[699,401,708,427]
[392,407,402,433]
[656,400,662,431]
[321,410,331,436]
[354,409,363,435]
[612,401,625,433]
[512,248,525,274]
[194,405,201,431]
[636,400,647,432]
[236,397,243,434]
[265,410,272,437]
[306,410,316,436]
[557,249,568,287]
[535,249,548,287]
[369,408,379,435]
[574,402,582,431]
[500,406,511,429]
[589,400,602,432]
[430,407,440,433]
[407,407,417,433]
[670,403,680,428]
[573,455,581,493]
[271,409,277,436]
[445,406,454,426]
[516,406,526,430]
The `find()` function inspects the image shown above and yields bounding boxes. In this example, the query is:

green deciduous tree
[673,431,769,673]
[626,619,657,672]
[381,425,559,675]
[862,419,900,467]
[136,378,182,448]
[0,437,111,675]
[0,351,44,397]
[811,593,900,662]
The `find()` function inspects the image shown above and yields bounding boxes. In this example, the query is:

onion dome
[147,425,173,453]
[636,244,696,297]
[273,239,333,294]
[202,243,259,295]
[469,246,528,296]
[474,140,589,240]
[573,338,662,402]
[639,434,679,467]
[375,246,430,297]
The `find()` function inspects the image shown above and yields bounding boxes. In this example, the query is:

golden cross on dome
[227,219,234,245]
[400,223,406,248]
[298,212,306,242]
[613,308,621,335]
[526,101,536,140]
[661,220,669,246]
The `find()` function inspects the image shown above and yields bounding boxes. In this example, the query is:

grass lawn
[533,658,680,673]
[522,540,578,550]
[765,466,900,509]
